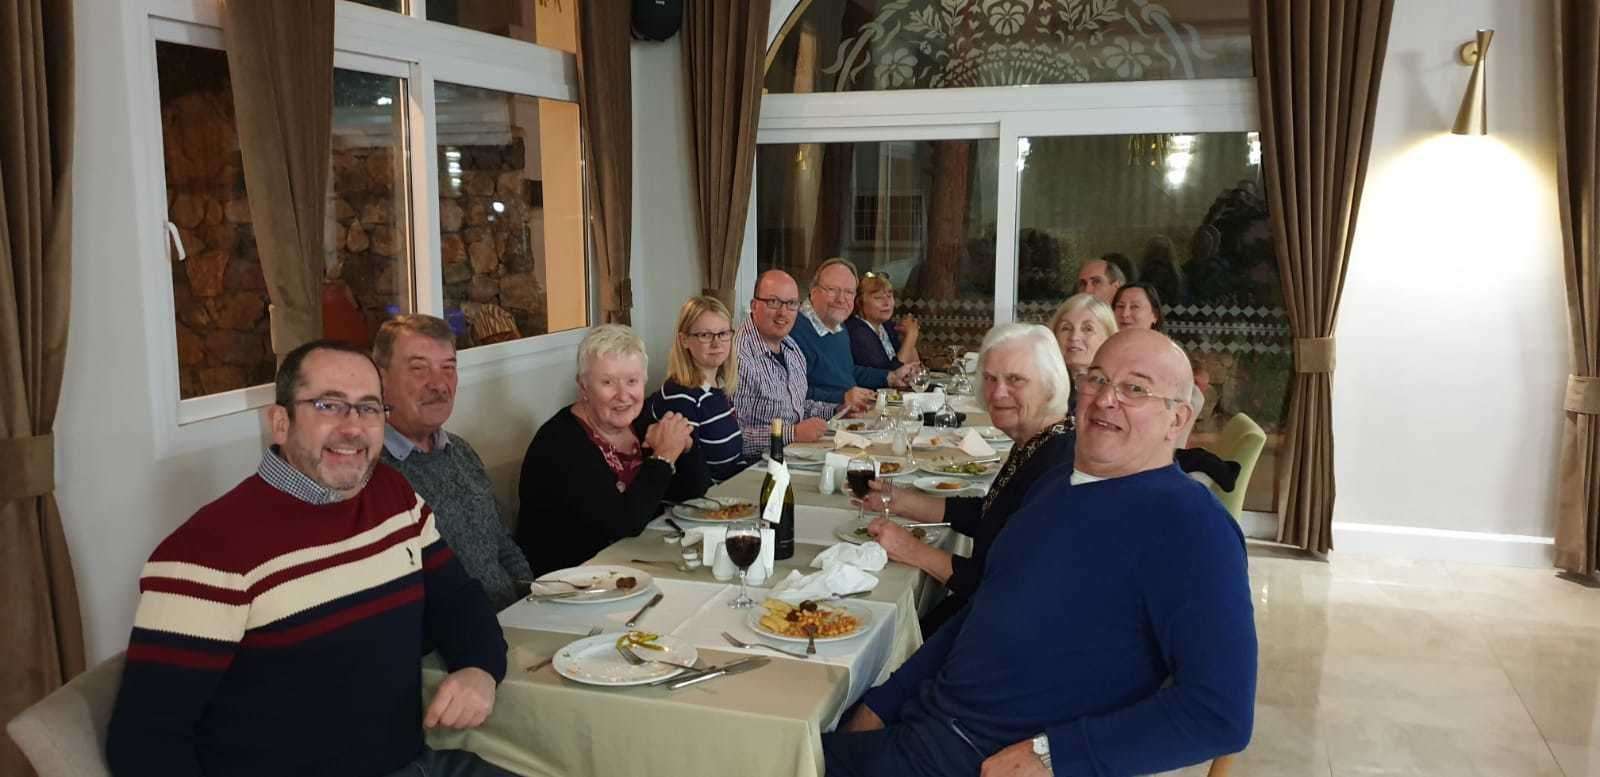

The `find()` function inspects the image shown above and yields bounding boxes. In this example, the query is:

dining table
[422,400,1002,777]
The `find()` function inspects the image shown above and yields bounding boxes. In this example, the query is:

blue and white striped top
[645,380,747,482]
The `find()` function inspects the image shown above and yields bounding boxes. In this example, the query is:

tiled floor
[1162,543,1600,777]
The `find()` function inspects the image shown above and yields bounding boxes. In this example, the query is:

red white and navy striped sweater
[105,461,508,777]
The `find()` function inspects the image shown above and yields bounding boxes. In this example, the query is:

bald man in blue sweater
[824,329,1256,777]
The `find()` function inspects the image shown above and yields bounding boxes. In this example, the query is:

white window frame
[744,79,1260,328]
[127,0,589,436]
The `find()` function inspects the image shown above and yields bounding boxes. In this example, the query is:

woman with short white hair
[863,322,1076,634]
[516,324,709,575]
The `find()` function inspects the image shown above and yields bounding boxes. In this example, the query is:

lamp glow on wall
[1451,29,1494,135]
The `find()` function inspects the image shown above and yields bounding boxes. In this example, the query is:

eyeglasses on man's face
[1078,370,1183,408]
[815,285,856,300]
[753,296,801,312]
[290,397,391,421]
[685,330,734,344]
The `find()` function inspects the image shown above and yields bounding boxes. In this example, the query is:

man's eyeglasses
[290,397,390,420]
[685,330,734,343]
[753,296,801,312]
[815,285,856,299]
[1078,371,1183,408]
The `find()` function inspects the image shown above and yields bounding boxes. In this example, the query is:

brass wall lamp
[1451,29,1494,135]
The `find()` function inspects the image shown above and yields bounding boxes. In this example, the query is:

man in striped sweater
[106,340,515,777]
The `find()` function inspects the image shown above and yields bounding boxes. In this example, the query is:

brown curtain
[222,0,334,357]
[1251,0,1394,554]
[577,0,633,325]
[1554,0,1600,577]
[0,0,85,774]
[683,0,771,308]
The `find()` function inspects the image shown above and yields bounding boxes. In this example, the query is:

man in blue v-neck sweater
[823,329,1257,777]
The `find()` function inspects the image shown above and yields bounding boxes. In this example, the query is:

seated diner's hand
[841,703,885,733]
[425,667,497,730]
[644,412,693,463]
[887,363,916,389]
[898,314,920,341]
[857,479,941,523]
[866,516,924,565]
[842,387,876,416]
[980,740,1050,777]
[792,416,828,443]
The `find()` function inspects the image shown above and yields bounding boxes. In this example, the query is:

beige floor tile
[1548,742,1600,777]
[1321,712,1563,777]
[1501,662,1600,748]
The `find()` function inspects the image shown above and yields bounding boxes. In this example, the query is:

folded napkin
[958,428,997,457]
[684,526,775,584]
[771,562,880,600]
[812,540,888,572]
[833,430,874,449]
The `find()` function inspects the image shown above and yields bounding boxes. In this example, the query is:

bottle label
[761,457,792,527]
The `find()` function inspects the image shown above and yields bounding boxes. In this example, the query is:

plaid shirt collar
[258,446,345,505]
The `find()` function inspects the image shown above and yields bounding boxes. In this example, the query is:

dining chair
[1207,413,1266,521]
[6,653,122,777]
[1207,753,1237,776]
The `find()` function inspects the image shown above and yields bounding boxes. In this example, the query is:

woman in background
[845,272,920,371]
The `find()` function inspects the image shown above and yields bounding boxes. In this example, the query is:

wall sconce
[1451,29,1493,135]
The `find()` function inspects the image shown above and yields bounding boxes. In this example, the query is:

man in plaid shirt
[735,270,873,459]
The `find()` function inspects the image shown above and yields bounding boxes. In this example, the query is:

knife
[646,656,762,686]
[668,657,770,690]
[625,592,664,628]
[664,518,687,535]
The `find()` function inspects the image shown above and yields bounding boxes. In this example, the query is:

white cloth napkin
[959,428,997,457]
[812,541,889,572]
[833,430,874,449]
[771,563,880,600]
[685,526,775,584]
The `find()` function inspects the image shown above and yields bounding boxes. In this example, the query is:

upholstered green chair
[1209,413,1266,520]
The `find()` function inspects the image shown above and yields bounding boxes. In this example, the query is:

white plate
[784,445,827,462]
[670,497,759,524]
[913,476,978,495]
[870,456,911,478]
[827,418,884,434]
[529,565,655,605]
[552,633,698,687]
[747,602,873,644]
[833,517,947,546]
[972,426,1010,442]
[918,460,999,479]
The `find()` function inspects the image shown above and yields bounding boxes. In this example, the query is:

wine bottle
[760,418,797,559]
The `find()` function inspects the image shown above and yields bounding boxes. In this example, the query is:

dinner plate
[834,517,947,546]
[917,460,1000,479]
[670,496,759,524]
[528,565,655,605]
[972,426,1010,442]
[552,632,698,686]
[747,602,873,645]
[912,476,978,495]
[869,456,911,478]
[828,418,886,434]
[784,445,827,462]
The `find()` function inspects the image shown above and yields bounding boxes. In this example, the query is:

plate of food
[872,457,911,477]
[749,598,871,644]
[919,460,1000,479]
[833,517,946,546]
[784,445,827,462]
[827,418,884,434]
[526,565,655,605]
[913,476,976,495]
[671,497,758,524]
[552,631,699,686]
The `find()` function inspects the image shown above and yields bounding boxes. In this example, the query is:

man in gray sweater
[375,314,532,610]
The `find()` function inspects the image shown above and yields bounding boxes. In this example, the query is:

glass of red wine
[847,455,877,524]
[724,520,762,609]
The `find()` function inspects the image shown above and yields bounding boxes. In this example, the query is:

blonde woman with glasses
[644,296,746,482]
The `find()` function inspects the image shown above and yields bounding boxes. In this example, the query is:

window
[158,44,413,398]
[765,0,1252,94]
[1015,131,1289,440]
[147,2,585,416]
[757,139,999,355]
[434,82,587,347]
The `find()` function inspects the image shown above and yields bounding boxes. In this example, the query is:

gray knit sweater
[382,432,532,610]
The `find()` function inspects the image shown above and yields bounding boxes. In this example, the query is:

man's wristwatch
[1032,734,1052,771]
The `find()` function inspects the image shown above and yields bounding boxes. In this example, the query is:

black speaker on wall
[631,0,683,41]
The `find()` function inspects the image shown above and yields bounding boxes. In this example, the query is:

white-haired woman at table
[862,322,1076,635]
[1048,293,1117,420]
[516,325,710,576]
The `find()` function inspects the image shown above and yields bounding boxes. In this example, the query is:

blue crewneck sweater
[859,463,1256,776]
[790,308,890,403]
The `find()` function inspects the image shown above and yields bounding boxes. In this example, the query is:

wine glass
[933,393,960,428]
[724,521,762,609]
[910,364,931,394]
[847,455,877,524]
[896,407,922,468]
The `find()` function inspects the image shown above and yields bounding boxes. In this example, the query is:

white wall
[1334,0,1568,553]
[60,3,702,663]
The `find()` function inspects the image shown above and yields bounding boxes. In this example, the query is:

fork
[519,577,595,591]
[524,626,602,673]
[803,624,818,655]
[616,643,700,672]
[720,631,810,659]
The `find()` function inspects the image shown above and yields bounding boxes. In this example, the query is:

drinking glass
[847,455,877,523]
[897,408,922,467]
[724,521,762,608]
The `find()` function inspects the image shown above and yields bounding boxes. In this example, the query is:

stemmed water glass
[724,521,761,609]
[897,406,923,468]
